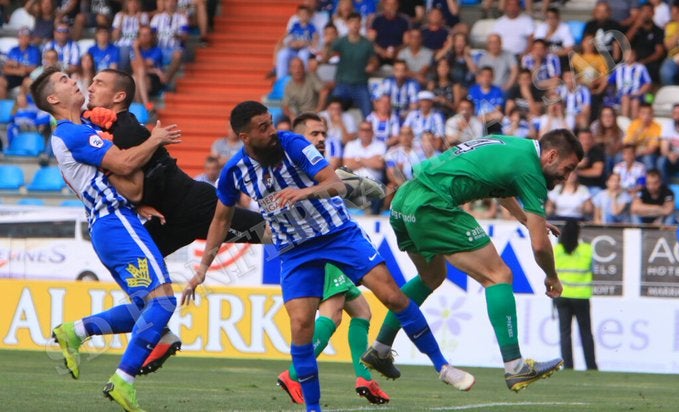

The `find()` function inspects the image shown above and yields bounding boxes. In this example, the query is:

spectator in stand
[427,0,463,32]
[592,173,632,223]
[419,129,441,159]
[420,7,449,52]
[613,144,647,194]
[625,103,662,171]
[399,0,425,26]
[501,108,534,139]
[88,26,120,71]
[434,32,476,93]
[445,98,483,146]
[591,106,625,172]
[81,0,114,32]
[661,2,679,85]
[29,0,56,45]
[427,58,456,118]
[477,34,518,93]
[658,104,679,181]
[492,0,534,57]
[131,25,164,109]
[534,7,574,70]
[5,91,51,148]
[468,66,505,134]
[150,0,188,88]
[557,70,591,131]
[177,0,210,45]
[609,49,652,119]
[631,169,676,224]
[311,23,340,82]
[354,0,378,28]
[384,125,422,197]
[289,0,330,42]
[546,172,593,221]
[328,12,378,117]
[369,0,411,67]
[276,5,319,80]
[538,96,568,138]
[375,59,420,123]
[333,0,357,37]
[650,0,671,29]
[112,0,149,72]
[320,96,358,145]
[521,39,561,92]
[609,0,640,28]
[403,90,445,145]
[1,27,40,99]
[195,156,220,187]
[366,94,400,146]
[505,68,542,120]
[74,52,95,92]
[583,2,624,62]
[575,129,606,196]
[282,57,328,120]
[571,34,609,115]
[397,29,433,85]
[42,23,80,75]
[343,120,387,214]
[626,3,666,83]
[28,49,61,82]
[55,0,85,40]
[211,121,243,165]
[276,115,293,131]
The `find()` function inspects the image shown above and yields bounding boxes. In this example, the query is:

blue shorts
[279,221,385,302]
[91,208,171,301]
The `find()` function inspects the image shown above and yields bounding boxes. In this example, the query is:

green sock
[348,317,372,380]
[289,316,336,381]
[376,275,433,346]
[485,283,522,362]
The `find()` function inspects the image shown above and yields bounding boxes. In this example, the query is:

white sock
[115,369,135,384]
[504,358,526,374]
[373,341,392,357]
[73,320,88,340]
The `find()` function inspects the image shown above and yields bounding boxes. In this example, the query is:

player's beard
[543,171,561,190]
[252,134,284,168]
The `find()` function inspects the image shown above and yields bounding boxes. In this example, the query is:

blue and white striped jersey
[366,111,400,144]
[42,40,80,67]
[112,12,150,47]
[403,109,445,139]
[150,12,189,50]
[521,53,561,82]
[610,62,651,96]
[217,131,351,251]
[52,120,129,227]
[557,84,591,115]
[375,77,420,120]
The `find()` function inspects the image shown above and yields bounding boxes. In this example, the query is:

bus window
[0,221,76,238]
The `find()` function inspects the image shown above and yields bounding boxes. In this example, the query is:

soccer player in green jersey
[362,129,584,392]
[276,113,390,405]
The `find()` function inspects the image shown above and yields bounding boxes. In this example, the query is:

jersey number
[453,138,505,155]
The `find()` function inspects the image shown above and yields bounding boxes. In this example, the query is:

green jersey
[413,136,548,217]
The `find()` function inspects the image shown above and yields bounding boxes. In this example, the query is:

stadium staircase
[157,0,299,177]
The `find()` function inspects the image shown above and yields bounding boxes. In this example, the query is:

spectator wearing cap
[42,22,81,75]
[374,59,420,123]
[403,90,445,148]
[1,27,41,99]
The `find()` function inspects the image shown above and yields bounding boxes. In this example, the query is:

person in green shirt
[362,130,584,392]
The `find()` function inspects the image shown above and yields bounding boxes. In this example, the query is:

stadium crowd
[205,0,679,224]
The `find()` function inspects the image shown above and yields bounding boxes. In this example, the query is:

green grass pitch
[1,349,678,411]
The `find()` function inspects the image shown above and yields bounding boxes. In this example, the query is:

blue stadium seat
[17,198,45,206]
[460,0,481,5]
[129,102,150,124]
[60,199,83,207]
[567,20,586,45]
[670,184,679,210]
[267,75,291,102]
[269,106,284,126]
[0,165,24,190]
[0,99,15,124]
[4,131,45,157]
[27,166,66,192]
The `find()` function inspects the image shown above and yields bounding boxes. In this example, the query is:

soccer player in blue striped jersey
[31,67,181,411]
[182,101,475,412]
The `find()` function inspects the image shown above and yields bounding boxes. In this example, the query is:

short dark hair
[297,5,312,13]
[639,102,653,110]
[540,129,584,161]
[293,112,322,132]
[206,155,219,164]
[100,68,136,109]
[347,11,361,21]
[30,66,61,114]
[532,38,548,48]
[230,101,269,134]
[646,169,662,180]
[546,7,560,16]
[459,97,475,109]
[622,143,637,151]
[479,66,494,75]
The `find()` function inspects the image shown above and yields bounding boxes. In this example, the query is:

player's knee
[484,263,513,286]
[380,289,410,313]
[289,314,315,335]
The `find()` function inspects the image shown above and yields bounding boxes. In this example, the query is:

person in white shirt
[445,98,483,146]
[343,120,387,214]
[613,144,647,194]
[533,7,574,68]
[403,90,445,148]
[650,0,671,29]
[319,97,357,145]
[492,0,534,56]
[546,172,593,221]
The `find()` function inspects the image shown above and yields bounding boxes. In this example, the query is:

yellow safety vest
[554,243,594,299]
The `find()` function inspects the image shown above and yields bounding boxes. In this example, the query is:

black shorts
[144,181,266,257]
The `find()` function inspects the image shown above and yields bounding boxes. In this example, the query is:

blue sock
[83,301,144,335]
[395,300,448,372]
[290,343,320,411]
[118,296,176,377]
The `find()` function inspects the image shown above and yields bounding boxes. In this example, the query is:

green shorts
[390,180,491,261]
[323,264,362,302]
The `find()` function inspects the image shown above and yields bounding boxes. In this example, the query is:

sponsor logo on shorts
[466,227,486,242]
[125,258,151,288]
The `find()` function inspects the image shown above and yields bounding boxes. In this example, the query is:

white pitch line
[430,402,589,410]
[325,407,394,412]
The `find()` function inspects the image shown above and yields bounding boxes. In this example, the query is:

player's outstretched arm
[525,212,562,298]
[181,201,235,305]
[100,121,181,176]
[275,166,347,208]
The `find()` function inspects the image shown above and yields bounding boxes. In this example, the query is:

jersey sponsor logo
[125,258,151,288]
[89,134,104,148]
[453,138,505,155]
[302,144,324,166]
